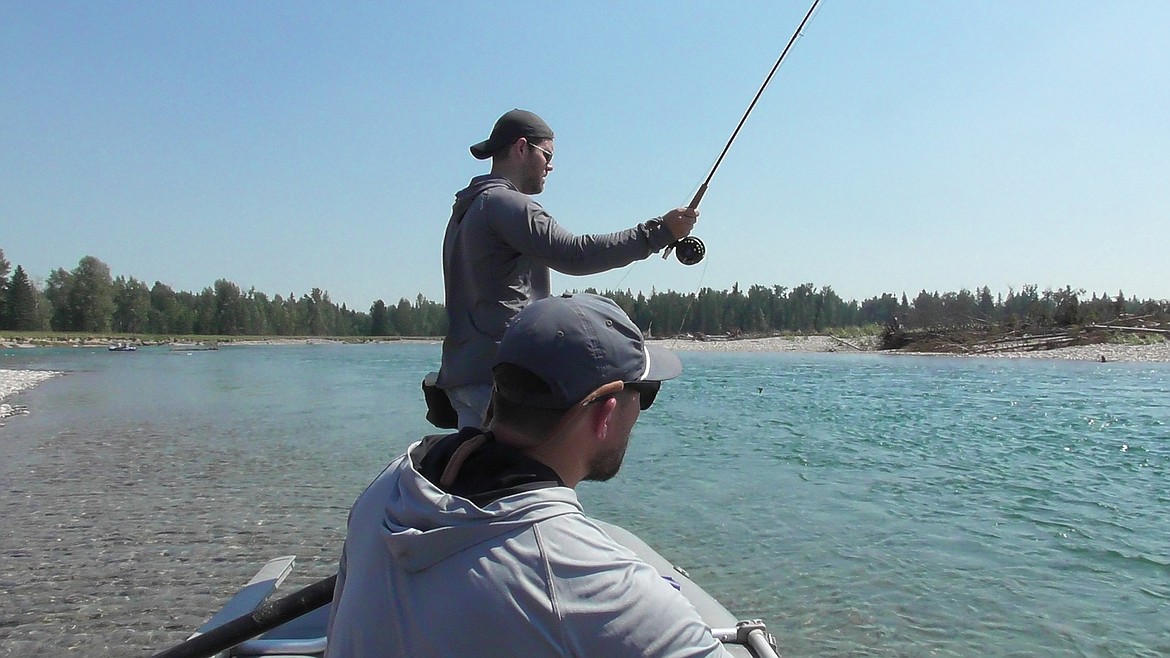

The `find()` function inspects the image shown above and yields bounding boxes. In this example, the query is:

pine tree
[0,249,10,328]
[369,299,390,336]
[6,265,42,330]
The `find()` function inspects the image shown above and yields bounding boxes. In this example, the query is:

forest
[1,249,1167,339]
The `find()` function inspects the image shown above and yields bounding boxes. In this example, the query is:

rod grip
[687,183,708,211]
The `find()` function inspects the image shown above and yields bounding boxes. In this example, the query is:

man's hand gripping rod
[664,0,822,266]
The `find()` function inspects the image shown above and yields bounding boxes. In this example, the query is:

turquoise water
[3,345,1168,656]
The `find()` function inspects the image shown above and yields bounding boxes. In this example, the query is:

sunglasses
[528,142,554,164]
[624,381,661,411]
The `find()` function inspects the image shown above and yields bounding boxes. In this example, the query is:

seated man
[326,292,732,657]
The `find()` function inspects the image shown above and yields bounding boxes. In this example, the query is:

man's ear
[508,137,528,160]
[590,397,618,441]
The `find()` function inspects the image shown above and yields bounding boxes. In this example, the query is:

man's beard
[583,435,630,482]
[522,174,545,195]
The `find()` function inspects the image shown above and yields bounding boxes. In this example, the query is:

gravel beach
[653,334,1170,362]
[0,365,351,658]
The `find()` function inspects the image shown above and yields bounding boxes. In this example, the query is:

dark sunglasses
[624,381,661,411]
[528,142,554,164]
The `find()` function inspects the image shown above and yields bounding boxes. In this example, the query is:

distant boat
[108,342,137,352]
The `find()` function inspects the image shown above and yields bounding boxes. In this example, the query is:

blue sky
[3,1,1168,310]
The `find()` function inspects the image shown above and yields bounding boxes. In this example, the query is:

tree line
[599,283,1168,337]
[0,250,446,337]
[1,249,1167,338]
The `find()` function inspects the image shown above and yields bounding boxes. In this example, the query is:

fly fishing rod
[665,0,823,265]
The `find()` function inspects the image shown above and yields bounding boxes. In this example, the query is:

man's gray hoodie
[325,430,731,657]
[436,175,676,390]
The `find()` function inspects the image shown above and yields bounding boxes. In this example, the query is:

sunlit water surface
[2,345,1167,656]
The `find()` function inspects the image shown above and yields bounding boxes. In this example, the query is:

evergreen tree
[0,249,9,328]
[369,299,390,336]
[977,286,995,321]
[1113,291,1126,319]
[304,288,328,335]
[910,290,944,328]
[1052,286,1083,327]
[5,265,42,330]
[44,268,73,331]
[860,293,899,326]
[392,298,415,336]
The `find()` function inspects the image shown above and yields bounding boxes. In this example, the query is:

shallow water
[1,345,1167,656]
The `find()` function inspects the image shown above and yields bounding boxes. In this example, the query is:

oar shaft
[151,574,336,658]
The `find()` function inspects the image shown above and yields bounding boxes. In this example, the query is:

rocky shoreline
[652,334,1170,362]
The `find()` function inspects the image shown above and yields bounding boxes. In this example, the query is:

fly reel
[672,236,706,265]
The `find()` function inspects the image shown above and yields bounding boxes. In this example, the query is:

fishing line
[674,254,710,336]
[664,0,823,266]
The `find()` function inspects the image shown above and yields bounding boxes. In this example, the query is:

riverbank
[5,332,1170,361]
[0,335,440,349]
[652,334,1170,362]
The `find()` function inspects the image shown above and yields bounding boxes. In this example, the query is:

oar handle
[151,574,337,658]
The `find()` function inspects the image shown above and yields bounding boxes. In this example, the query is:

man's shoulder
[533,515,637,562]
[478,185,535,211]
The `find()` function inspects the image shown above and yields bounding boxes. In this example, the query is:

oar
[150,574,336,658]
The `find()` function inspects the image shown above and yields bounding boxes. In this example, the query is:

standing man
[328,293,733,657]
[435,109,699,429]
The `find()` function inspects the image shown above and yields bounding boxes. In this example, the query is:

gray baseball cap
[470,109,554,160]
[493,293,681,410]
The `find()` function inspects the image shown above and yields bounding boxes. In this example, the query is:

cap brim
[641,344,682,383]
[469,139,494,159]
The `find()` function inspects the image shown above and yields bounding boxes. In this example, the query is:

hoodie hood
[449,175,514,228]
[371,430,581,572]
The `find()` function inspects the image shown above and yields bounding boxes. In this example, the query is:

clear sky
[3,1,1168,310]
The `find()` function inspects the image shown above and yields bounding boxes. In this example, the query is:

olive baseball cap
[493,293,682,410]
[470,109,555,160]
